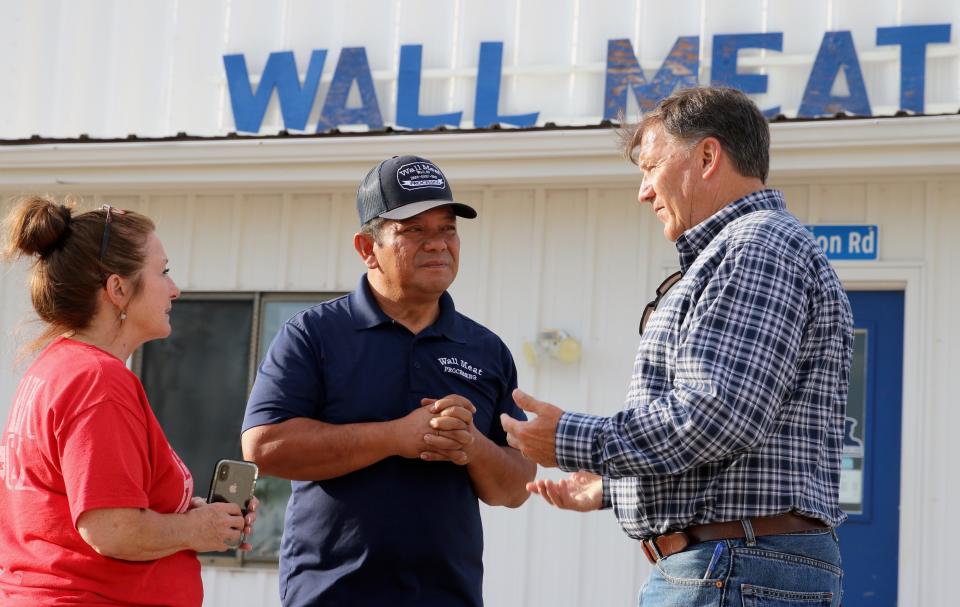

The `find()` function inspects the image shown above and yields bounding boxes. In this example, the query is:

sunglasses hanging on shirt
[639,271,683,336]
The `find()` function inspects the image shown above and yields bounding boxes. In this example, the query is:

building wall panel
[811,183,868,223]
[237,194,284,290]
[903,0,960,26]
[868,182,926,262]
[778,184,811,221]
[201,567,281,607]
[587,187,650,409]
[332,193,364,292]
[169,1,233,135]
[285,193,336,291]
[920,182,960,605]
[481,502,537,607]
[474,188,542,389]
[188,195,240,290]
[536,189,590,400]
[150,194,194,284]
[768,0,830,55]
[703,0,767,38]
[446,188,487,323]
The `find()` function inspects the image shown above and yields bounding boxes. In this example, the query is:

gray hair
[360,217,387,245]
[623,86,770,183]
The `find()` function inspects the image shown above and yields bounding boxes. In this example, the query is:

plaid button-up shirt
[556,189,853,539]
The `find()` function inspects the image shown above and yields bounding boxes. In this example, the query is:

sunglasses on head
[98,204,126,262]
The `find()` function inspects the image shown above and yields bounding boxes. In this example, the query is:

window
[138,292,341,563]
[840,329,868,516]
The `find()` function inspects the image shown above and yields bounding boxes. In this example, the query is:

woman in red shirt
[0,196,258,606]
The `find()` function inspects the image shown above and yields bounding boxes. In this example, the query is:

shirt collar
[348,274,467,343]
[675,188,785,272]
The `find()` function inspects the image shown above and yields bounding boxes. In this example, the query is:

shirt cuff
[600,476,612,510]
[555,411,607,474]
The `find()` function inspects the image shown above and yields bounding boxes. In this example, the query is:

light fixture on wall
[523,329,581,367]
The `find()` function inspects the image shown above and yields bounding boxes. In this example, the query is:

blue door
[836,291,904,606]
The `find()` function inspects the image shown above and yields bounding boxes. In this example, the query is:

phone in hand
[206,459,258,548]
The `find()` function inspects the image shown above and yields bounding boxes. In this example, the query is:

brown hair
[622,86,770,183]
[2,195,155,351]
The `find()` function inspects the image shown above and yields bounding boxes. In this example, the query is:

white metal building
[1,2,958,606]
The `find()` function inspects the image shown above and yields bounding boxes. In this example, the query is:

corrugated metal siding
[922,180,960,605]
[2,0,958,139]
[0,178,957,606]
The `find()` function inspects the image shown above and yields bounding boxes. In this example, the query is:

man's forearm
[242,417,399,481]
[466,436,536,507]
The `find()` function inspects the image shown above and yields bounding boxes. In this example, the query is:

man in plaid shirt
[502,87,853,607]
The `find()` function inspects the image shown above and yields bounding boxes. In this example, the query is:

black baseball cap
[356,155,478,225]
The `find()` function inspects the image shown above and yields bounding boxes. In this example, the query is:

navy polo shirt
[242,275,524,607]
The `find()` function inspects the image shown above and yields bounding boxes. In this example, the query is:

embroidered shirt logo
[437,356,484,381]
[397,162,445,190]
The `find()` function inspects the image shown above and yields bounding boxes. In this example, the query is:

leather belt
[640,513,828,564]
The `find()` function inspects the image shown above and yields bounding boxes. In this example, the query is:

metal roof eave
[0,114,958,190]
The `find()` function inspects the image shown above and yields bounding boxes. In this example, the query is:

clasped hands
[397,389,603,511]
[399,389,562,469]
[396,394,479,465]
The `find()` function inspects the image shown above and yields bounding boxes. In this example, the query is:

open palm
[527,471,602,512]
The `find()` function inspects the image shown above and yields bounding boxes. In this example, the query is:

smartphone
[207,459,258,548]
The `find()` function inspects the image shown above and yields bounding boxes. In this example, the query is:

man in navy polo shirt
[241,155,535,607]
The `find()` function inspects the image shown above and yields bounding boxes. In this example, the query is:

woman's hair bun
[3,196,74,259]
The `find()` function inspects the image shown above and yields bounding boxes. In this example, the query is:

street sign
[807,225,879,260]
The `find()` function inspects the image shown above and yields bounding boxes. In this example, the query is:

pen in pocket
[703,542,725,580]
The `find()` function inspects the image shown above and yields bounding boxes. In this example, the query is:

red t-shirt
[0,337,200,606]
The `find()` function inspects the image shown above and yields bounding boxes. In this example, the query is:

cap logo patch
[396,162,445,191]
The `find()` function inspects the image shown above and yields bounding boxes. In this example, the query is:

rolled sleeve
[600,475,613,510]
[556,412,612,509]
[556,411,607,473]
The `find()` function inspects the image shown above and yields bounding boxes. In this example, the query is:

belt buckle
[641,538,662,564]
[641,531,691,564]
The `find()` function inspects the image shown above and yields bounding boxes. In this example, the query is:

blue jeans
[638,528,843,607]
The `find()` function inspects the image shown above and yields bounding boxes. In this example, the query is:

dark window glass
[246,298,330,561]
[141,299,254,495]
[841,329,868,515]
[139,294,338,563]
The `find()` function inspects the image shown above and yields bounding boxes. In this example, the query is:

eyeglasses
[639,271,682,336]
[98,204,126,262]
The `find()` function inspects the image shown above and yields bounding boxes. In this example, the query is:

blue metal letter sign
[603,37,700,119]
[224,50,326,133]
[799,31,872,117]
[807,225,879,260]
[710,33,784,117]
[222,21,953,134]
[474,42,539,128]
[877,24,952,114]
[397,44,463,129]
[316,47,384,132]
